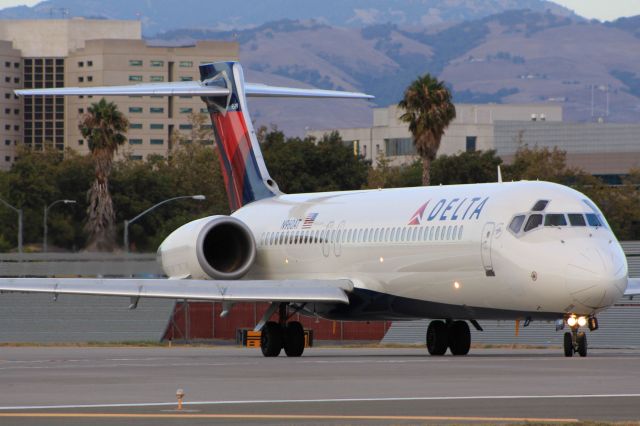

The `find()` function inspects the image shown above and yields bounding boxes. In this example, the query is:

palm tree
[79,98,129,251]
[398,74,456,186]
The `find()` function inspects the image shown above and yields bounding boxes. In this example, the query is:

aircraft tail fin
[15,61,373,211]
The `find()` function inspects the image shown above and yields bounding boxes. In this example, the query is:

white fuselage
[227,180,627,321]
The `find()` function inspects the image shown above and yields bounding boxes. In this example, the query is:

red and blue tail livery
[199,62,279,211]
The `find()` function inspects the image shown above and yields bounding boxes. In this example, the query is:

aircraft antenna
[497,165,503,183]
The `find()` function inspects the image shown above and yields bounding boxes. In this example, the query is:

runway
[1,346,640,425]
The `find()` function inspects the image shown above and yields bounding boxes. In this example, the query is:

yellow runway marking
[0,413,580,422]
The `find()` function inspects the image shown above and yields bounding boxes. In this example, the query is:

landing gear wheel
[563,332,573,357]
[260,321,283,357]
[426,320,449,356]
[284,321,305,357]
[448,321,471,356]
[577,331,587,357]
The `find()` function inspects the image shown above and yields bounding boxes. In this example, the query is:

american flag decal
[302,212,319,228]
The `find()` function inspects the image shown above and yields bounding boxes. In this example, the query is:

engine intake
[158,215,256,280]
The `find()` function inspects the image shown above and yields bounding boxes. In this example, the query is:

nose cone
[566,245,627,310]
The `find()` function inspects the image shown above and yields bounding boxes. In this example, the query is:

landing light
[454,281,460,289]
[577,316,587,327]
[379,257,384,263]
[567,316,577,327]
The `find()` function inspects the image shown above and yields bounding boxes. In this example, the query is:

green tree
[431,150,503,185]
[79,98,129,251]
[262,130,369,193]
[398,74,456,186]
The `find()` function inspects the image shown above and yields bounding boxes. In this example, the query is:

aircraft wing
[0,278,352,304]
[625,278,640,297]
[15,82,373,100]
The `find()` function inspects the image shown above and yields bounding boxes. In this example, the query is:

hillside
[152,11,640,134]
[0,0,576,35]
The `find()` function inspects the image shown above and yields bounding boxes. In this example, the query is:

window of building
[129,75,143,82]
[150,123,164,130]
[5,156,10,162]
[14,62,19,68]
[179,61,193,67]
[130,123,143,129]
[78,140,84,146]
[129,60,143,66]
[150,107,164,113]
[4,108,9,114]
[129,139,143,145]
[179,124,193,130]
[150,139,164,145]
[87,61,93,67]
[78,61,84,67]
[150,60,164,67]
[150,76,164,82]
[130,155,143,160]
[78,108,84,114]
[180,76,193,81]
[200,108,208,113]
[4,77,10,83]
[129,107,143,113]
[385,138,415,156]
[87,76,93,82]
[4,140,10,145]
[4,61,9,68]
[466,136,477,152]
[179,107,193,114]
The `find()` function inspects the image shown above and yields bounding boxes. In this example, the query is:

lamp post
[43,199,76,252]
[124,195,206,252]
[0,197,23,254]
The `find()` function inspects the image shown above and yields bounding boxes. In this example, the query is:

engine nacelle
[158,215,256,280]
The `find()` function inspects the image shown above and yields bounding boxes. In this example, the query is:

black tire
[284,321,305,357]
[426,320,449,356]
[260,321,283,357]
[563,332,573,357]
[449,321,471,356]
[577,331,587,357]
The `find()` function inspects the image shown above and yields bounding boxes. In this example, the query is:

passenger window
[568,214,586,226]
[524,214,543,232]
[452,225,457,240]
[411,227,417,241]
[429,227,434,240]
[401,227,407,241]
[363,228,369,242]
[458,226,463,240]
[544,214,567,227]
[531,200,549,211]
[586,213,602,227]
[509,215,525,234]
[435,226,440,241]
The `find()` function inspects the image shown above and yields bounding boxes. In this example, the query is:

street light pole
[43,199,76,252]
[124,194,206,252]
[0,197,23,254]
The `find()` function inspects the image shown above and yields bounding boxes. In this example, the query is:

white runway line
[1,394,640,411]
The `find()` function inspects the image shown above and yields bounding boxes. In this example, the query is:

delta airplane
[2,61,638,358]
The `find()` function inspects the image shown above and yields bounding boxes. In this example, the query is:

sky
[0,0,639,22]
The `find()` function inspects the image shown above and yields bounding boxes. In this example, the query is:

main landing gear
[426,320,471,356]
[563,315,596,357]
[260,303,306,357]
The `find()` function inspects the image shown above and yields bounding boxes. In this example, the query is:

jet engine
[157,215,256,280]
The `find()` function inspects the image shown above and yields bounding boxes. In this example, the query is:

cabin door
[481,222,495,276]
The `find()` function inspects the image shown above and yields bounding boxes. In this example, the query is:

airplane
[2,61,639,358]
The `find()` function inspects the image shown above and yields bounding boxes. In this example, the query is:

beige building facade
[308,104,563,166]
[0,19,239,169]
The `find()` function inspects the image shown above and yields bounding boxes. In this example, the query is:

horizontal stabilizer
[625,278,640,297]
[15,82,230,97]
[15,82,373,100]
[0,278,353,304]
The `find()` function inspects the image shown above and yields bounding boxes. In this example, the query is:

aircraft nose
[565,245,627,309]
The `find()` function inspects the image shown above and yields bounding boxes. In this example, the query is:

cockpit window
[586,213,602,227]
[531,200,549,211]
[544,214,567,227]
[524,214,543,232]
[509,215,526,234]
[568,213,586,226]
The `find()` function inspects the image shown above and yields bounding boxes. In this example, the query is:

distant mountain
[149,10,640,135]
[0,0,577,35]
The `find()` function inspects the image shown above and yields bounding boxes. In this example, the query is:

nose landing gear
[563,315,593,357]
